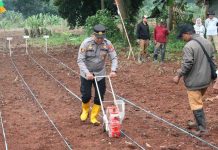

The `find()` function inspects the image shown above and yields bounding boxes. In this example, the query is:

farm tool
[94,76,125,138]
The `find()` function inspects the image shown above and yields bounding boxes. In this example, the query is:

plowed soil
[0,31,218,150]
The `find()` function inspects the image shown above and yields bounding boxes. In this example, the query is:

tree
[54,0,101,27]
[151,0,211,30]
[53,0,144,27]
[4,0,58,18]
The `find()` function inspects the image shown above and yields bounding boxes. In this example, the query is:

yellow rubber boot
[90,104,101,126]
[80,102,90,121]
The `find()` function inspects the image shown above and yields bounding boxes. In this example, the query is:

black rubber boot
[153,54,158,61]
[137,54,142,63]
[193,109,207,135]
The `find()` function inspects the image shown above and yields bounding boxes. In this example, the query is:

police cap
[93,24,106,38]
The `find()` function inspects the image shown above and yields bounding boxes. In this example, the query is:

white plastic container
[116,100,125,123]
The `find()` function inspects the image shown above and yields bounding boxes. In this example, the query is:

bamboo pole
[114,0,135,60]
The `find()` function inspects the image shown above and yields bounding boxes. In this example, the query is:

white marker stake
[23,36,30,55]
[43,35,49,53]
[6,37,13,57]
[0,112,8,150]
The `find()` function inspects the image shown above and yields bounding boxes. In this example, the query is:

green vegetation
[85,10,122,44]
[0,0,211,60]
[166,31,185,52]
[0,11,24,29]
[30,33,86,47]
[0,11,68,33]
[25,13,65,29]
[5,0,58,18]
[53,0,143,27]
[53,0,101,27]
[25,13,69,37]
[135,29,185,56]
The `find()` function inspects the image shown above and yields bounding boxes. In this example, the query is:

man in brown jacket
[173,24,215,135]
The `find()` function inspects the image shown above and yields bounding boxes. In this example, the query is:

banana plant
[0,11,24,29]
[25,13,69,37]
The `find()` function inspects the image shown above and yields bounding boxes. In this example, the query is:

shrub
[25,13,69,37]
[0,11,24,29]
[166,31,185,52]
[84,9,123,43]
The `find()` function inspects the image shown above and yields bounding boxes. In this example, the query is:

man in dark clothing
[173,24,215,135]
[136,15,150,63]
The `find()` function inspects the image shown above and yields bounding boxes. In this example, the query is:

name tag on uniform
[88,45,93,50]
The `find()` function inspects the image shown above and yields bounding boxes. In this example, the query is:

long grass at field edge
[30,33,86,47]
[28,30,187,63]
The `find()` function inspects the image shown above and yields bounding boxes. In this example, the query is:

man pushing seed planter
[77,24,118,126]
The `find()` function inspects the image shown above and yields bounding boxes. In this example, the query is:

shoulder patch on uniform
[107,44,115,52]
[88,45,93,50]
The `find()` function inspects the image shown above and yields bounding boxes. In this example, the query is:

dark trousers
[80,76,106,105]
[153,42,166,62]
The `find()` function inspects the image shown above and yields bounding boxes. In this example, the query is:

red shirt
[154,25,169,43]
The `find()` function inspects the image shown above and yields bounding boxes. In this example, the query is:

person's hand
[136,39,140,44]
[173,75,181,84]
[86,72,94,80]
[154,40,157,44]
[109,71,117,78]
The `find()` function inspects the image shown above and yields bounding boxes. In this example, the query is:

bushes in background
[84,10,122,44]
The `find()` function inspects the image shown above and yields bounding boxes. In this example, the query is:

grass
[128,30,185,57]
[29,32,86,47]
[28,31,128,54]
[166,31,185,52]
[28,30,185,62]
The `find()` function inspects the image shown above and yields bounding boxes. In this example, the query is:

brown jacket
[178,34,215,90]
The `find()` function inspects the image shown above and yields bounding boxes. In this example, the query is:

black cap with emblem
[93,24,106,38]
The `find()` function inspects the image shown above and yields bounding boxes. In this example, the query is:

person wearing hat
[193,18,205,38]
[153,19,169,63]
[77,24,118,126]
[136,15,150,63]
[205,11,218,52]
[173,24,215,135]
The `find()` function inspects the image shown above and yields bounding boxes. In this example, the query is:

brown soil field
[0,31,218,150]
